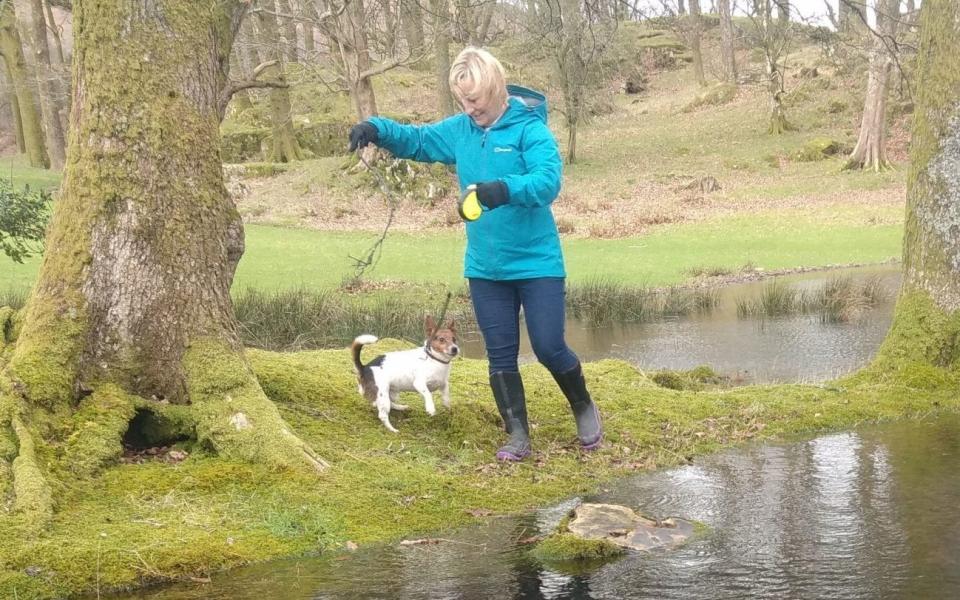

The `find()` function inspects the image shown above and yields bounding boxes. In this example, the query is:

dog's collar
[423,344,452,364]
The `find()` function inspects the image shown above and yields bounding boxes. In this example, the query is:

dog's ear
[425,315,437,334]
[444,318,455,331]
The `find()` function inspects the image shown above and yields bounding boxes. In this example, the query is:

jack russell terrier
[351,316,459,432]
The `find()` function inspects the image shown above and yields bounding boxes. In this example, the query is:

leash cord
[351,150,454,347]
[348,151,400,280]
[435,292,452,326]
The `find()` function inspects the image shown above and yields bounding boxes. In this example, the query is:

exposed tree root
[9,415,53,531]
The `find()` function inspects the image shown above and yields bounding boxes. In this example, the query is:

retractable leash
[457,184,484,222]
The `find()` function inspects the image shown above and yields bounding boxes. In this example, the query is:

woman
[348,47,602,461]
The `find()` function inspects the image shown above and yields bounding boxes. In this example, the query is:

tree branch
[218,60,287,116]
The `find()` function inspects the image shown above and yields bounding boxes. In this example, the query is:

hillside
[222,21,909,245]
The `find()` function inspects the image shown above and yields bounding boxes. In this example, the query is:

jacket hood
[496,84,548,127]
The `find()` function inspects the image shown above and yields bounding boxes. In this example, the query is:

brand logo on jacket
[493,147,514,153]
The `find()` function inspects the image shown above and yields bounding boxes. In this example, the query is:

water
[111,414,960,599]
[460,266,902,383]
[109,265,953,600]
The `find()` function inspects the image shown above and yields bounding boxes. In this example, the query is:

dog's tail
[351,334,378,374]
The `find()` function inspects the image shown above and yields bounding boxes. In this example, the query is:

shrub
[0,179,50,263]
[794,137,847,162]
[682,83,737,112]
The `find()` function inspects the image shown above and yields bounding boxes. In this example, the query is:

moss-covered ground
[1,336,957,599]
[0,16,933,600]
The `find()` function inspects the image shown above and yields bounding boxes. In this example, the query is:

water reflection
[110,415,960,600]
[460,266,901,383]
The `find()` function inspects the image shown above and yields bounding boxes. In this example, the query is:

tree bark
[5,1,324,526]
[4,69,26,151]
[688,0,706,87]
[257,0,305,161]
[718,0,737,83]
[844,0,899,171]
[472,0,496,46]
[432,0,455,117]
[278,0,299,63]
[0,0,48,167]
[334,0,378,120]
[758,0,793,134]
[42,0,65,65]
[26,0,66,169]
[871,0,960,376]
[775,0,789,23]
[559,0,587,164]
[399,0,424,55]
[299,0,316,57]
[838,0,851,31]
[41,0,69,134]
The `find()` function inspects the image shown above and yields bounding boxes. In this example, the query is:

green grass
[3,347,958,599]
[0,214,903,295]
[0,155,61,192]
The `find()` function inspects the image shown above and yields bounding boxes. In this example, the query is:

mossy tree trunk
[0,0,48,167]
[4,74,26,151]
[718,0,737,84]
[844,0,899,172]
[257,0,305,162]
[4,0,325,529]
[26,0,66,169]
[870,0,960,377]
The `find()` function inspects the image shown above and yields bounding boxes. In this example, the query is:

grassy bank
[0,213,903,293]
[0,348,955,599]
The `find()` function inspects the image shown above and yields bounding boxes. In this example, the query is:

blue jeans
[468,277,579,375]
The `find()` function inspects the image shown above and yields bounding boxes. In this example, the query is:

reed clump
[735,276,888,322]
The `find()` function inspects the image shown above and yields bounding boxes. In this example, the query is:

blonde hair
[449,47,508,108]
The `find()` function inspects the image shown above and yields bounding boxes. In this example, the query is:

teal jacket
[368,85,565,281]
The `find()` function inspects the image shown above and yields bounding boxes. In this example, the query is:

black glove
[475,181,509,209]
[348,122,379,152]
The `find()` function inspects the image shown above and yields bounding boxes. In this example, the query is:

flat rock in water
[566,503,694,551]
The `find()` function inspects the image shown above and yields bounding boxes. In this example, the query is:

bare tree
[1,67,26,151]
[688,0,706,86]
[400,0,425,53]
[431,0,456,116]
[310,0,426,122]
[844,0,901,171]
[452,0,497,45]
[255,0,306,161]
[718,0,737,83]
[526,0,617,164]
[775,0,789,24]
[746,0,796,134]
[0,0,47,167]
[23,0,66,168]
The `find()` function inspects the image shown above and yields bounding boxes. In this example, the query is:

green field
[0,213,903,294]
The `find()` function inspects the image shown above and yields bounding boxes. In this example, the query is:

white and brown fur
[351,316,459,432]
